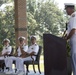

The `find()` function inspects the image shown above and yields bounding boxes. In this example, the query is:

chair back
[35,46,42,62]
[10,47,14,55]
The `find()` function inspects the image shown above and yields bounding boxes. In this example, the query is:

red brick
[14,0,27,45]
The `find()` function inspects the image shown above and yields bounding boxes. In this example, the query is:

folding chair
[24,46,42,75]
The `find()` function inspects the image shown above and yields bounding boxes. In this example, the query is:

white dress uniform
[0,45,12,60]
[67,11,76,75]
[4,44,28,72]
[16,43,39,72]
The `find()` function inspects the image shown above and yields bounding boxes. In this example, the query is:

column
[14,0,27,45]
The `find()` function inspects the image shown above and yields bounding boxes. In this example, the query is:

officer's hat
[64,3,75,9]
[18,36,26,41]
[3,38,10,43]
[30,35,36,40]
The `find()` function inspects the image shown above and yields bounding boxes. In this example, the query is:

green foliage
[0,1,15,45]
[0,0,67,47]
[0,0,13,6]
[27,0,66,45]
[67,42,71,57]
[0,44,3,52]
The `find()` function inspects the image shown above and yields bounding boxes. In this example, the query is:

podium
[43,34,67,75]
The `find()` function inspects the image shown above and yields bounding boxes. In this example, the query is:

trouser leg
[23,56,33,61]
[4,57,16,71]
[71,53,76,75]
[0,57,5,71]
[16,57,24,71]
[15,57,20,70]
[4,57,9,68]
[16,57,33,72]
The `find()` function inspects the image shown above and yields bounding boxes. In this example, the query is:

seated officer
[16,35,39,75]
[0,38,12,57]
[0,38,12,71]
[4,36,28,74]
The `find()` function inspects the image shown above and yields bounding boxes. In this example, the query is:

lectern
[43,34,67,75]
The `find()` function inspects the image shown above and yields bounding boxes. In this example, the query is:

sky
[0,2,13,11]
[55,0,76,10]
[0,0,76,11]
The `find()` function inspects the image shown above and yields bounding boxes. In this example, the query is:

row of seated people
[0,35,39,75]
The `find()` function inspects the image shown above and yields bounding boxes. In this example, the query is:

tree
[26,0,66,45]
[0,0,12,6]
[0,1,15,45]
[36,1,66,35]
[0,0,67,46]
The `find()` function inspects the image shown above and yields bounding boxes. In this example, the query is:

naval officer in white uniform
[0,38,12,60]
[0,38,12,71]
[16,35,39,75]
[64,3,76,75]
[4,36,28,74]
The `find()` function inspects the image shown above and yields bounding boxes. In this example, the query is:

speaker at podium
[43,34,67,75]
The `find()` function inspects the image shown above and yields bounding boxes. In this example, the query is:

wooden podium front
[43,34,67,75]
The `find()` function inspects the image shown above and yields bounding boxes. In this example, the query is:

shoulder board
[31,48,33,49]
[5,47,7,49]
[23,45,26,47]
[8,46,10,47]
[72,14,75,17]
[35,44,37,46]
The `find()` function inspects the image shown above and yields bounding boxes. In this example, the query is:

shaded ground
[0,55,44,75]
[0,71,44,75]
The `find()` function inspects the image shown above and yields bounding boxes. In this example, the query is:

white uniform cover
[67,12,76,75]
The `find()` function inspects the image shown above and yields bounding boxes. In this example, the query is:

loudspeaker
[43,34,67,75]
